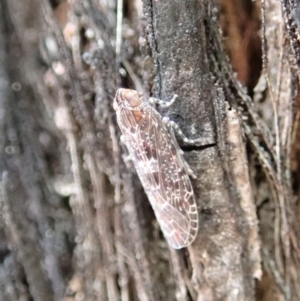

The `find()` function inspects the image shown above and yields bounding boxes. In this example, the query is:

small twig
[122,59,144,92]
[116,0,123,86]
[116,0,123,57]
[262,247,286,296]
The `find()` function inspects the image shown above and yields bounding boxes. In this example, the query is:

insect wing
[118,104,198,248]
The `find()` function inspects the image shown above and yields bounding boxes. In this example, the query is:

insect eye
[123,89,141,107]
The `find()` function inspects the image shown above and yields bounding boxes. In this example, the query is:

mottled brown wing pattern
[114,89,198,249]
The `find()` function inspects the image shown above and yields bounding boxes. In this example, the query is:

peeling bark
[0,0,299,301]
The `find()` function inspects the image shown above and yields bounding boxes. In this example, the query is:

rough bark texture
[0,0,299,301]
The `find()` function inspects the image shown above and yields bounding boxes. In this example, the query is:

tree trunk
[0,0,299,301]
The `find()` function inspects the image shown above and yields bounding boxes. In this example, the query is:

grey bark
[0,0,299,301]
[142,1,259,300]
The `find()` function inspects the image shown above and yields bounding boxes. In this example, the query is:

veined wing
[118,105,198,248]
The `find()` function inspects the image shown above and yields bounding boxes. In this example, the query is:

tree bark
[0,0,299,301]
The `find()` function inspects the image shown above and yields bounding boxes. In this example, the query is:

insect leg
[120,135,127,144]
[162,117,214,146]
[149,94,178,107]
[181,159,197,179]
[166,122,197,179]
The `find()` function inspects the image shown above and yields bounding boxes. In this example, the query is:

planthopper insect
[113,88,199,249]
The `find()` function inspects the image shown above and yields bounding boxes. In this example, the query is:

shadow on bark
[0,0,299,300]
